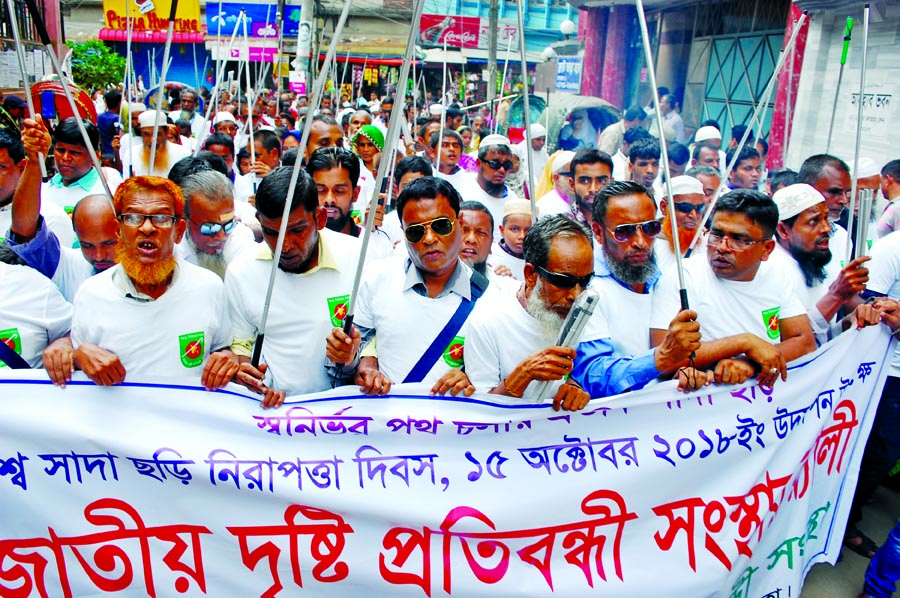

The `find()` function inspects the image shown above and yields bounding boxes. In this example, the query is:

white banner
[0,327,892,596]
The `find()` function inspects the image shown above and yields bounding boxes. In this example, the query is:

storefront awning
[99,28,205,43]
[423,48,467,65]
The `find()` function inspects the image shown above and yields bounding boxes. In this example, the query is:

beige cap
[551,150,575,174]
[773,183,825,221]
[695,126,722,142]
[852,157,881,179]
[503,199,532,219]
[480,133,511,151]
[213,111,237,125]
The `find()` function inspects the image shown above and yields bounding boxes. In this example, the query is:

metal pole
[687,11,809,253]
[783,23,795,164]
[846,3,870,265]
[6,0,47,179]
[243,12,257,188]
[251,0,355,367]
[436,35,448,169]
[826,17,853,154]
[23,0,112,201]
[515,0,536,216]
[149,0,180,172]
[193,12,243,157]
[635,0,687,307]
[274,0,286,114]
[341,0,427,335]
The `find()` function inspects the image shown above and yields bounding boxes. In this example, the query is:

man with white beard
[129,111,190,177]
[174,169,258,279]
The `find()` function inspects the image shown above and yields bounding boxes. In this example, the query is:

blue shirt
[571,340,659,398]
[6,218,61,279]
[97,111,120,155]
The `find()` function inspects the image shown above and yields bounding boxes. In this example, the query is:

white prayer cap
[670,175,704,197]
[773,183,825,221]
[138,110,168,129]
[428,103,444,117]
[551,150,575,174]
[529,123,547,138]
[852,157,881,179]
[213,111,236,125]
[129,102,147,113]
[695,126,722,142]
[479,133,511,151]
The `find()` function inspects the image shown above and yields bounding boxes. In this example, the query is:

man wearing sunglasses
[457,134,521,237]
[650,190,816,390]
[467,216,596,409]
[174,170,259,280]
[654,175,710,272]
[227,167,362,409]
[69,176,238,390]
[327,177,491,398]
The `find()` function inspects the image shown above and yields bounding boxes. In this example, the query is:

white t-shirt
[71,261,230,378]
[592,273,655,357]
[436,167,477,195]
[865,231,900,377]
[225,229,361,395]
[466,284,608,400]
[489,241,526,280]
[52,247,95,303]
[233,173,256,204]
[650,254,807,345]
[0,263,72,368]
[612,151,629,182]
[454,178,519,238]
[767,244,842,344]
[0,201,75,250]
[355,256,494,385]
[653,235,707,277]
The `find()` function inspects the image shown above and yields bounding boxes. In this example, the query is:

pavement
[803,485,900,597]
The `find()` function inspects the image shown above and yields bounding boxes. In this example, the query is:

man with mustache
[70,176,238,390]
[129,111,190,177]
[654,175,709,272]
[431,130,474,190]
[769,183,870,345]
[456,135,520,237]
[226,166,362,407]
[650,190,816,389]
[567,148,613,226]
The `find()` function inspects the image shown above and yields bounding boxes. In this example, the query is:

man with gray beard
[467,214,702,402]
[589,180,662,358]
[465,215,597,410]
[174,169,259,279]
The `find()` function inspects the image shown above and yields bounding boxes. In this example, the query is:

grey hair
[523,214,592,269]
[180,170,234,216]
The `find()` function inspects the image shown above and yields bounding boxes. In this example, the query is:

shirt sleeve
[41,280,72,344]
[867,234,900,297]
[6,218,62,279]
[571,338,660,398]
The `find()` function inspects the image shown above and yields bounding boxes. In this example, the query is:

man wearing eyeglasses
[650,190,816,389]
[326,177,492,398]
[457,134,521,237]
[654,175,710,272]
[174,170,259,280]
[69,176,238,390]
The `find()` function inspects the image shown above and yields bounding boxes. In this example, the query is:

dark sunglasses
[536,265,594,290]
[191,218,238,236]
[606,219,663,243]
[483,159,514,171]
[404,216,455,243]
[673,202,706,215]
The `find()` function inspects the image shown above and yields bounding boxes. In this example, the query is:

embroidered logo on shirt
[761,307,781,341]
[443,335,465,368]
[0,328,21,368]
[350,210,361,225]
[179,332,205,368]
[327,294,351,328]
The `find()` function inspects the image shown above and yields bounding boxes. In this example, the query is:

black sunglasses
[536,265,593,290]
[606,219,662,242]
[404,216,455,243]
[483,159,514,171]
[673,202,706,215]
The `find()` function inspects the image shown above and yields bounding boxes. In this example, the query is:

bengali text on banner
[0,327,892,596]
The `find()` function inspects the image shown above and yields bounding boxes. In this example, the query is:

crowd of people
[4,81,900,592]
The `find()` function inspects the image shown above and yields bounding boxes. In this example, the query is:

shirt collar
[49,167,100,191]
[402,257,472,300]
[255,229,340,273]
[111,262,181,302]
